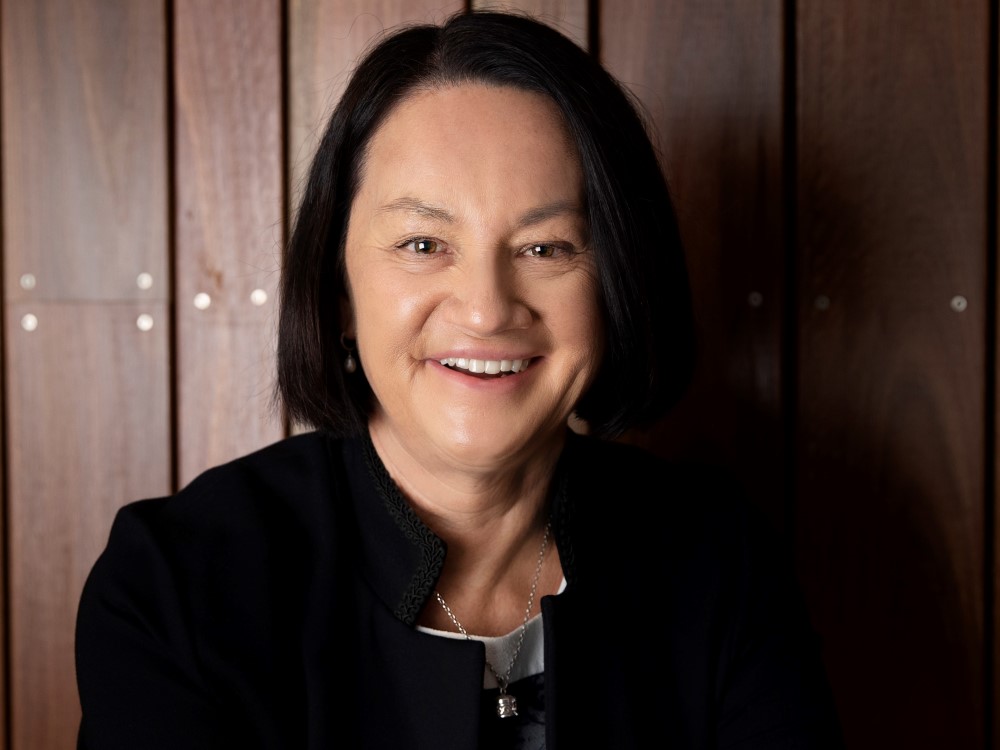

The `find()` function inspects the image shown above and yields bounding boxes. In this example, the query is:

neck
[367,413,566,537]
[367,418,567,635]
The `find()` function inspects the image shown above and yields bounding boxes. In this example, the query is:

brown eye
[525,244,557,258]
[409,239,439,254]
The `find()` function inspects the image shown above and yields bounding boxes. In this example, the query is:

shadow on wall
[793,377,982,749]
[620,114,983,747]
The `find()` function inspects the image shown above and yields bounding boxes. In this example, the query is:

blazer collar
[334,431,580,626]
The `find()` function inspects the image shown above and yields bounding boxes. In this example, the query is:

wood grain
[600,1,787,527]
[6,302,171,749]
[1,0,168,303]
[174,0,286,484]
[288,0,464,213]
[2,2,171,747]
[471,0,587,49]
[795,2,987,746]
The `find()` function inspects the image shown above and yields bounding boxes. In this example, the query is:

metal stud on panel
[193,292,211,310]
[21,314,38,332]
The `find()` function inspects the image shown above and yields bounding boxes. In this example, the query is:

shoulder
[87,432,351,612]
[564,432,759,541]
[79,432,353,654]
[175,431,337,510]
[567,431,741,492]
[119,431,341,540]
[561,432,787,605]
[76,433,355,742]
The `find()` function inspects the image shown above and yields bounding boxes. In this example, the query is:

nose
[447,251,532,336]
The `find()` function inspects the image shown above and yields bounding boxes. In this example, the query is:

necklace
[434,522,551,719]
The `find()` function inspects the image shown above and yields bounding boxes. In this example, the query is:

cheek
[535,280,604,394]
[569,311,605,372]
[569,293,606,383]
[558,277,604,351]
[351,267,439,354]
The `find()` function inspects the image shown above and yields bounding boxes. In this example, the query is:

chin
[435,432,518,468]
[437,420,566,469]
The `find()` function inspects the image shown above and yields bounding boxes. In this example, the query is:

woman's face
[343,83,603,470]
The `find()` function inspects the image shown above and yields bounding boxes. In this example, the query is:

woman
[76,10,843,749]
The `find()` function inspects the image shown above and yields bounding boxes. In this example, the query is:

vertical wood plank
[174,0,286,484]
[995,0,1000,735]
[2,0,168,302]
[0,9,8,741]
[600,1,787,526]
[288,0,464,215]
[6,304,171,749]
[470,0,587,49]
[796,2,987,746]
[1,2,170,747]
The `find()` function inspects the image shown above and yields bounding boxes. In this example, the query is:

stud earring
[340,332,357,373]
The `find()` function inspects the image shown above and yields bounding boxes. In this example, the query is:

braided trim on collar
[360,436,446,625]
[359,430,580,620]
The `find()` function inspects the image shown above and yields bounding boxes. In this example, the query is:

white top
[418,578,567,689]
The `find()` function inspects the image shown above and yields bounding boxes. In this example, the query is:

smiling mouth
[438,357,532,378]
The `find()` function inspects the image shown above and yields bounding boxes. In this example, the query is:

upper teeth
[439,357,530,374]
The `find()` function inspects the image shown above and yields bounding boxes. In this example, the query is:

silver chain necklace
[434,522,551,719]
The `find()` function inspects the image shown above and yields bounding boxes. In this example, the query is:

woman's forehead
[353,83,583,220]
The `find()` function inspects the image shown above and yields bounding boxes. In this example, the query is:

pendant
[497,693,518,718]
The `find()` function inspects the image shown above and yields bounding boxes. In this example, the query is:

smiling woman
[346,84,602,480]
[75,10,843,750]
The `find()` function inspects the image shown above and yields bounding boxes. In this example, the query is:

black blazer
[76,431,843,749]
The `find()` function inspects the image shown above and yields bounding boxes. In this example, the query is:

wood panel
[471,0,587,49]
[0,10,7,742]
[600,1,787,527]
[1,1,171,747]
[996,0,1000,733]
[1,0,168,303]
[795,2,988,747]
[6,302,171,749]
[174,0,286,484]
[288,0,464,215]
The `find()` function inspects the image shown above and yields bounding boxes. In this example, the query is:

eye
[399,238,441,254]
[524,244,559,258]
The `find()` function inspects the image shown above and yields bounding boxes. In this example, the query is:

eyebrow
[376,197,584,229]
[377,197,454,223]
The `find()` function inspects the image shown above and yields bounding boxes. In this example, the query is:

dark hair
[277,10,694,440]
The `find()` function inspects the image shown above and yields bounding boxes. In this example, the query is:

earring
[340,332,357,373]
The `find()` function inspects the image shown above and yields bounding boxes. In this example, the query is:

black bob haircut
[277,10,695,440]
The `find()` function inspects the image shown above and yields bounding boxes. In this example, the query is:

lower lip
[429,360,538,391]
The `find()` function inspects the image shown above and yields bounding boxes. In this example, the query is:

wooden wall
[0,0,993,747]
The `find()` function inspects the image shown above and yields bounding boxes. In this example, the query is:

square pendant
[497,694,518,718]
